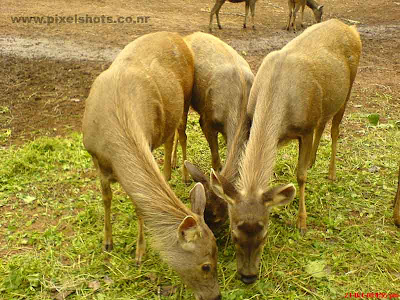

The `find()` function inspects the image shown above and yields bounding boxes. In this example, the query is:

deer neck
[237,93,283,195]
[306,0,319,10]
[109,108,192,252]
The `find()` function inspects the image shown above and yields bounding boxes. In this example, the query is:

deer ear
[209,169,237,205]
[185,160,209,185]
[190,182,207,216]
[262,183,296,207]
[178,216,200,247]
[318,5,324,10]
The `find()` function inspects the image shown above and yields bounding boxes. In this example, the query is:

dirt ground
[0,0,399,147]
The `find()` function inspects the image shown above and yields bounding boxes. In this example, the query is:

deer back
[83,32,194,158]
[248,19,361,145]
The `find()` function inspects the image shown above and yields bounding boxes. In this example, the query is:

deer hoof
[328,172,336,181]
[243,23,247,29]
[135,256,143,266]
[296,217,307,235]
[103,242,113,252]
[218,25,222,29]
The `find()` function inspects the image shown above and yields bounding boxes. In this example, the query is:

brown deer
[182,32,254,229]
[210,19,362,284]
[82,32,221,300]
[287,0,324,32]
[209,0,258,32]
[394,165,400,227]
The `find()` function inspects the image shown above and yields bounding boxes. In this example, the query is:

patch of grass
[1,101,400,299]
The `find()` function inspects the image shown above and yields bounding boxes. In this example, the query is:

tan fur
[394,165,400,227]
[210,19,362,283]
[82,32,220,300]
[209,0,258,32]
[182,32,254,229]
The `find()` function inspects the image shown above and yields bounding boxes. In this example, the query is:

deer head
[210,170,295,284]
[313,5,324,23]
[185,161,228,231]
[166,183,221,300]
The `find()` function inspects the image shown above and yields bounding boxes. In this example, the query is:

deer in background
[209,0,258,32]
[209,19,362,284]
[307,0,324,23]
[287,0,324,32]
[182,32,254,229]
[394,165,400,227]
[82,32,221,300]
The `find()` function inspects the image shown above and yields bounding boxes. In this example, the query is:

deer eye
[202,264,211,272]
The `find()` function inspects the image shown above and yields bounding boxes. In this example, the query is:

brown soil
[0,0,399,147]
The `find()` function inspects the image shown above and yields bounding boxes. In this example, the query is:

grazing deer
[182,32,254,229]
[209,0,258,32]
[306,0,324,23]
[209,19,362,283]
[394,165,400,227]
[287,0,324,32]
[82,32,221,300]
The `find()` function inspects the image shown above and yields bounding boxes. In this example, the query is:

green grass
[1,103,400,299]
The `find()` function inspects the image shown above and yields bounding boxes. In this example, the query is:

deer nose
[213,294,222,300]
[240,274,258,284]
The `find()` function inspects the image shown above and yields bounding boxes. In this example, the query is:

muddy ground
[0,0,399,146]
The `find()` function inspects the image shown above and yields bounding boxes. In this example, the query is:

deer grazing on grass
[287,0,324,32]
[209,19,362,284]
[394,165,400,227]
[82,32,221,300]
[209,0,258,32]
[182,32,254,229]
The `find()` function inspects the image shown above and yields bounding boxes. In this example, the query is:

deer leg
[171,130,179,169]
[287,10,292,31]
[292,4,300,32]
[329,103,346,181]
[163,134,174,181]
[178,122,189,184]
[200,117,222,172]
[210,0,224,31]
[394,165,400,227]
[216,4,224,29]
[95,159,114,251]
[300,2,305,28]
[286,1,293,31]
[135,210,146,265]
[250,0,256,29]
[309,122,327,169]
[296,133,313,234]
[244,1,249,28]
